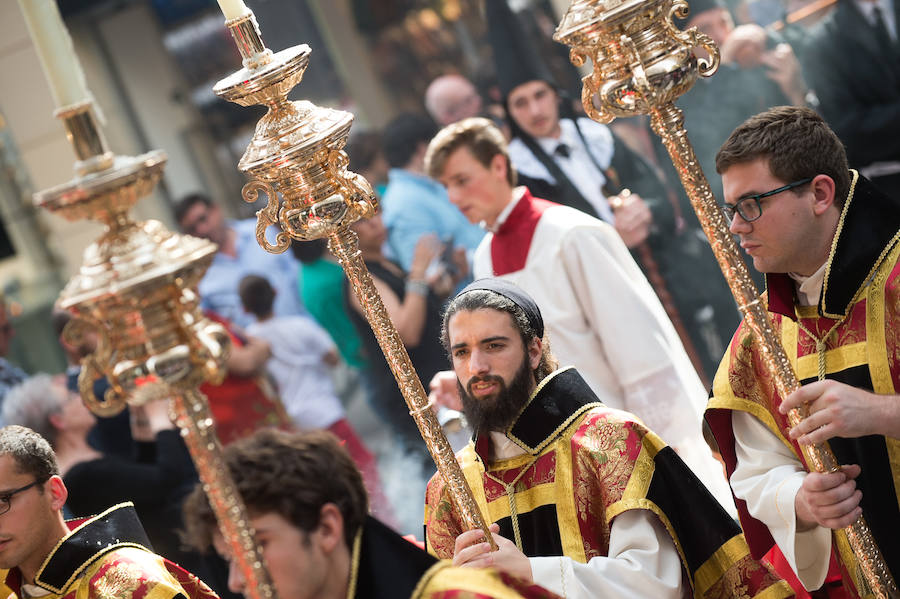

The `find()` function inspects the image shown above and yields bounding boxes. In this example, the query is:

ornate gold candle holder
[213,9,496,549]
[554,1,897,596]
[35,100,276,599]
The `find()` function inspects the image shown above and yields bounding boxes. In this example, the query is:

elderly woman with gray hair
[1,375,199,562]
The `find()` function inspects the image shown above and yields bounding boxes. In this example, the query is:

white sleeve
[529,510,683,599]
[731,411,832,590]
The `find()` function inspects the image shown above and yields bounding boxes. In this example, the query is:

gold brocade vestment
[706,173,900,598]
[425,367,791,599]
[3,503,217,599]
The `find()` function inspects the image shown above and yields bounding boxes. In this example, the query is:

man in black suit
[802,0,900,198]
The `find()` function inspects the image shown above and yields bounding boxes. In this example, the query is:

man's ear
[46,476,68,511]
[811,174,837,216]
[315,503,346,554]
[490,153,508,180]
[527,337,542,370]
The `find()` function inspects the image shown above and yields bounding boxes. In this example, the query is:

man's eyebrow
[450,335,511,351]
[736,189,765,200]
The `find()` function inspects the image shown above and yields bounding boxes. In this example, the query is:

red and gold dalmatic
[3,503,218,599]
[706,173,900,598]
[425,367,791,599]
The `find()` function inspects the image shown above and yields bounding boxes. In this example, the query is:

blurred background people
[175,193,306,328]
[379,113,484,273]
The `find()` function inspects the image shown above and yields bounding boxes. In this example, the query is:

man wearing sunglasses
[706,106,900,597]
[0,425,219,599]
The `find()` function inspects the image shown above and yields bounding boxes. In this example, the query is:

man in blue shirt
[380,113,484,271]
[175,194,304,328]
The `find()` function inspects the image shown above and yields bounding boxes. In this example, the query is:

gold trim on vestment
[693,534,753,596]
[865,241,900,516]
[410,560,451,599]
[822,170,900,320]
[795,343,867,379]
[782,315,798,369]
[345,527,362,599]
[707,378,798,457]
[553,424,585,564]
[833,528,868,598]
[34,502,150,595]
[505,368,604,456]
[750,580,796,599]
[605,432,689,574]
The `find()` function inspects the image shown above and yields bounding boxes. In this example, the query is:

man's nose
[728,212,752,235]
[469,349,490,374]
[227,560,247,593]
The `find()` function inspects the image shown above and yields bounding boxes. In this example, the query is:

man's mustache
[466,375,506,395]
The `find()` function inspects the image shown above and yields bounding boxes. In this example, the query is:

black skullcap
[457,278,544,339]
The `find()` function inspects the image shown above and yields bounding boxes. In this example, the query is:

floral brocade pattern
[704,554,787,599]
[572,414,642,560]
[425,407,654,564]
[55,547,216,599]
[88,560,144,599]
[796,301,867,356]
[728,322,781,417]
[883,259,900,391]
[482,453,557,503]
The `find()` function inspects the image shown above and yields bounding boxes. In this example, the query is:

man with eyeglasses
[0,425,219,599]
[705,105,900,597]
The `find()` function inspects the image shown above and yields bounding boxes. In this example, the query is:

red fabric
[201,311,292,445]
[765,545,848,599]
[705,287,882,598]
[490,189,557,275]
[326,418,395,526]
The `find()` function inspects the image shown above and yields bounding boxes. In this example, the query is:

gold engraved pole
[212,9,496,548]
[553,1,897,596]
[35,100,276,599]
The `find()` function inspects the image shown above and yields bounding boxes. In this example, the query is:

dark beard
[459,358,535,434]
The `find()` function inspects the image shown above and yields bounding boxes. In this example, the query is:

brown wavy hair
[182,429,368,552]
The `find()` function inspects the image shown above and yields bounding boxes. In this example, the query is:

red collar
[490,189,557,275]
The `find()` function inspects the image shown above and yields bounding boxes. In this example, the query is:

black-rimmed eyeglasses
[0,480,43,515]
[722,177,814,224]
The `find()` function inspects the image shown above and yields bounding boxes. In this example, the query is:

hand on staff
[795,465,863,530]
[610,191,652,248]
[779,380,900,445]
[453,523,533,583]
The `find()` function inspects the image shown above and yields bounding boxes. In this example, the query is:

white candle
[216,0,251,20]
[17,0,91,108]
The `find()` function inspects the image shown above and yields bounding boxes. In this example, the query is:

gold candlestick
[35,100,277,599]
[213,10,496,549]
[553,1,897,597]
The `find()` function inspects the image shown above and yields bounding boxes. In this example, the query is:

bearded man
[423,279,791,599]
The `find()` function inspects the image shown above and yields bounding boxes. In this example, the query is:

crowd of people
[0,0,898,597]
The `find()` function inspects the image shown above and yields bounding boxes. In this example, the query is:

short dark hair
[173,193,213,227]
[0,425,59,485]
[716,106,851,207]
[238,275,275,319]
[441,290,558,381]
[182,429,368,552]
[382,113,438,168]
[425,117,516,187]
